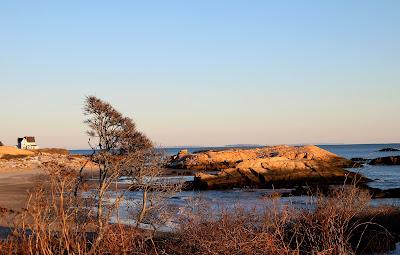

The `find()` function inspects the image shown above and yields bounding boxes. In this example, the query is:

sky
[1,1,399,149]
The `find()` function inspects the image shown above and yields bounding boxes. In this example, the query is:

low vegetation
[0,173,398,255]
[0,146,35,159]
[0,154,32,160]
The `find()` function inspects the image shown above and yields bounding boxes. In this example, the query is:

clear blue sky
[1,1,399,149]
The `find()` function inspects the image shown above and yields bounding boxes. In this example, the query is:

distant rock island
[168,145,366,189]
[378,148,400,152]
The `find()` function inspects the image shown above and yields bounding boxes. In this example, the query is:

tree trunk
[137,189,147,226]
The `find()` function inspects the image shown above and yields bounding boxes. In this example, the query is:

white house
[17,136,39,150]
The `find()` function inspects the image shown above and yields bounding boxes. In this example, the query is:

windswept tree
[83,96,151,232]
[83,96,180,245]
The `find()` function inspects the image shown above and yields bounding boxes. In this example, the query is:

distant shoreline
[68,142,400,152]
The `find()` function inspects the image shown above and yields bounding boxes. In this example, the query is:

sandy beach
[0,167,44,211]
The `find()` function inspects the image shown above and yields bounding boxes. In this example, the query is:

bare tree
[121,148,182,227]
[83,96,152,243]
[82,96,180,245]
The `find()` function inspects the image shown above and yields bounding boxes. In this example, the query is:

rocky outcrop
[168,145,359,171]
[193,156,367,189]
[369,156,400,165]
[350,157,370,163]
[280,184,400,199]
[378,148,400,152]
[169,145,367,190]
[368,187,400,198]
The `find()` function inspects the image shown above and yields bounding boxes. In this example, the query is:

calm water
[319,144,400,190]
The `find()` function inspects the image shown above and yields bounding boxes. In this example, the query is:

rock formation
[350,158,371,163]
[369,156,400,165]
[378,148,400,152]
[168,145,366,189]
[168,145,359,171]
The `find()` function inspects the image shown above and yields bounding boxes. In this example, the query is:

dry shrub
[294,186,396,254]
[172,186,397,255]
[3,163,94,255]
[97,225,157,255]
[292,186,371,254]
[174,199,299,255]
[0,179,398,255]
[0,154,31,160]
[0,163,156,255]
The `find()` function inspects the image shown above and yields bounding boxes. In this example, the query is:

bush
[172,187,398,255]
[0,154,31,160]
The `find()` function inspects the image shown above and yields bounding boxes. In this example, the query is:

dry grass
[0,146,35,159]
[0,154,32,160]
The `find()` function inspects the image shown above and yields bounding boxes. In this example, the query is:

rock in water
[378,148,400,152]
[168,145,367,189]
[351,157,370,163]
[369,156,400,165]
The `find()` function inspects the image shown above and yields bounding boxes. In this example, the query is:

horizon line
[67,142,400,150]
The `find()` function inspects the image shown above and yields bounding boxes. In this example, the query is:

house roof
[25,137,36,143]
[17,136,37,143]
